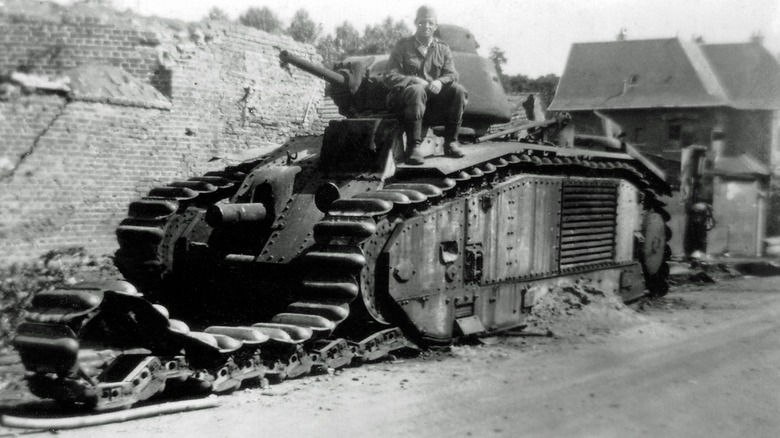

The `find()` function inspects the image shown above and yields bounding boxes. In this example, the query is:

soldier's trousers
[391,82,467,127]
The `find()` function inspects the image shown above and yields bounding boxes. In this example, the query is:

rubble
[522,283,646,338]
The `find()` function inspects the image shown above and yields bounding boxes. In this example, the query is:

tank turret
[281,24,512,136]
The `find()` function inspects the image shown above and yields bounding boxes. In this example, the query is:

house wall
[561,111,604,139]
[603,109,719,157]
[565,107,776,255]
[567,109,778,168]
[566,108,718,158]
[725,110,774,163]
[0,8,327,264]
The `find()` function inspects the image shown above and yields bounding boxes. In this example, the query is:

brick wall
[0,13,161,82]
[0,3,328,264]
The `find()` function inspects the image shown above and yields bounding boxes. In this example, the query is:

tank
[12,25,672,411]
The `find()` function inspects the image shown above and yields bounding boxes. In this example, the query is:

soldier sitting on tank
[384,5,468,165]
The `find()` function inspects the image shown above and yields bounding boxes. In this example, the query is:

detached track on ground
[3,278,777,438]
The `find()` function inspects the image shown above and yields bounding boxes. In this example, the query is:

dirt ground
[1,273,779,438]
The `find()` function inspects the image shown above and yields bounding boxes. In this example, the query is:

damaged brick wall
[0,13,161,82]
[0,3,327,264]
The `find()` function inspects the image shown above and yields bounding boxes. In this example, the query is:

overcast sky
[60,0,780,77]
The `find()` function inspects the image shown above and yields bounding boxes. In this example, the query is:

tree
[530,74,560,110]
[316,21,362,67]
[503,72,560,110]
[489,47,509,89]
[334,22,361,55]
[239,7,282,34]
[315,17,410,67]
[489,47,508,78]
[361,17,411,55]
[316,35,339,67]
[486,46,560,109]
[288,9,321,44]
[507,73,531,93]
[205,7,230,22]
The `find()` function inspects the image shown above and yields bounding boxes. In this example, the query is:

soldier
[385,5,468,165]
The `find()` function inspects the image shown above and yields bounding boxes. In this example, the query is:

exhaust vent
[559,182,618,269]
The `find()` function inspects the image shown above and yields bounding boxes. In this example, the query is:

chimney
[617,28,628,41]
[751,32,764,46]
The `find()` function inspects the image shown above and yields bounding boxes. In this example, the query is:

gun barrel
[280,50,346,86]
[476,118,562,143]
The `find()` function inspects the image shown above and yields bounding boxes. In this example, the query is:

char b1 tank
[12,25,672,411]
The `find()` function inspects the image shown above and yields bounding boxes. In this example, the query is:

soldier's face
[415,15,438,39]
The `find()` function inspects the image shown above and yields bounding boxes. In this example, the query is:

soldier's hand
[410,77,429,87]
[427,80,442,95]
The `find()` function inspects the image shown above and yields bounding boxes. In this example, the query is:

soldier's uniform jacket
[384,36,459,91]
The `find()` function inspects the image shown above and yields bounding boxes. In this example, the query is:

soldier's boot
[443,123,465,158]
[405,120,425,165]
[407,142,424,165]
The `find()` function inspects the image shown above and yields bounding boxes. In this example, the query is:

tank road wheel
[640,208,671,297]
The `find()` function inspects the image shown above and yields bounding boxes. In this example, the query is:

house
[549,36,780,257]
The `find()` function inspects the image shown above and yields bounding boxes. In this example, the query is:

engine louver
[559,182,618,269]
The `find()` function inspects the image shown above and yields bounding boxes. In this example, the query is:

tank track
[13,280,416,411]
[13,145,671,412]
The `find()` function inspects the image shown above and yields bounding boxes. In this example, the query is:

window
[668,124,682,141]
[634,127,643,143]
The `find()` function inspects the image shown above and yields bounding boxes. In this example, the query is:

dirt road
[2,276,779,438]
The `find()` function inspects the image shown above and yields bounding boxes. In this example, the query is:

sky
[56,0,780,78]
